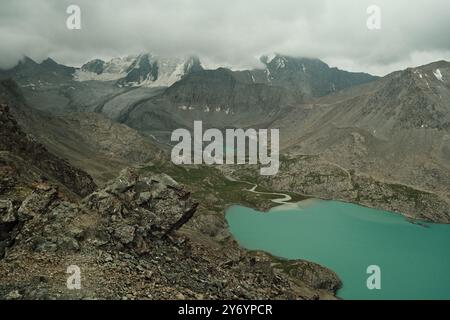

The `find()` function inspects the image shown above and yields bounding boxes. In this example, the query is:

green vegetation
[142,162,305,215]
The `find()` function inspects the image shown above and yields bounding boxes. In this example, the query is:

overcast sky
[1,0,450,75]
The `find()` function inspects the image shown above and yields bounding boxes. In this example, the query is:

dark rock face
[256,55,378,98]
[121,68,295,135]
[164,68,291,111]
[81,59,106,75]
[120,54,156,85]
[0,57,75,85]
[0,102,96,197]
[184,56,203,74]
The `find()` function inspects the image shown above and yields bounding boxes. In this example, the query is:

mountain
[1,53,449,223]
[113,55,378,137]
[0,57,132,115]
[0,57,75,86]
[0,78,163,184]
[0,79,340,301]
[0,55,203,116]
[279,60,450,146]
[120,67,296,136]
[231,54,378,98]
[262,60,450,222]
[0,54,377,120]
[0,81,96,197]
[75,54,203,87]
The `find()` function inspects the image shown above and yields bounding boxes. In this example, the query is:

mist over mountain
[2,0,450,76]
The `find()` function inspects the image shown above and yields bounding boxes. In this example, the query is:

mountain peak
[76,53,203,87]
[254,54,377,98]
[40,57,59,66]
[18,56,38,66]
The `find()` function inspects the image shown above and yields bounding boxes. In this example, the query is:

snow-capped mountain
[74,54,203,87]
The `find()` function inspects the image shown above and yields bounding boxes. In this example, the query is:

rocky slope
[269,61,450,222]
[0,57,75,87]
[250,54,377,98]
[118,55,377,138]
[0,166,341,300]
[120,68,295,136]
[0,79,163,184]
[232,155,450,223]
[0,103,96,197]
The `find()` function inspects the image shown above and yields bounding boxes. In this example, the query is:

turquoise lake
[226,200,450,300]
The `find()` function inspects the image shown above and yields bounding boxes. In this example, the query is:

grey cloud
[1,0,450,75]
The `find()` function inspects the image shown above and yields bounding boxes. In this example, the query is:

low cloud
[1,0,450,75]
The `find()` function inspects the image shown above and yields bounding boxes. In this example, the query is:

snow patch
[104,56,136,74]
[265,69,272,82]
[433,69,444,82]
[266,53,277,64]
[140,57,187,88]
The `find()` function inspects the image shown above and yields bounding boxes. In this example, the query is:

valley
[0,52,449,300]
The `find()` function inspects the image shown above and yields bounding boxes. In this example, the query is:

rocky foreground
[0,167,340,300]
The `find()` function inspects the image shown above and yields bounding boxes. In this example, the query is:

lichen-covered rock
[0,200,16,223]
[84,168,198,245]
[113,225,135,245]
[17,186,58,221]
